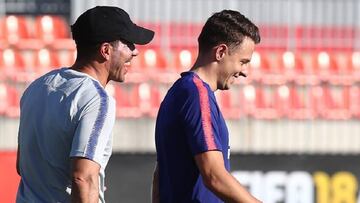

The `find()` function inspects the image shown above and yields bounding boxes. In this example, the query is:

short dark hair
[198,10,260,53]
[75,40,120,60]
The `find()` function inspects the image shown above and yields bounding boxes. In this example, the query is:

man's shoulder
[74,80,115,108]
[172,73,204,96]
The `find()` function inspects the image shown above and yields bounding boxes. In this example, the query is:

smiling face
[216,37,255,90]
[108,40,138,82]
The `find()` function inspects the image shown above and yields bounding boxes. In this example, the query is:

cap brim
[128,25,155,45]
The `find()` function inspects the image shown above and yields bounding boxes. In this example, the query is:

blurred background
[0,0,359,202]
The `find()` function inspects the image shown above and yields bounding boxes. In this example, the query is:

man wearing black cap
[16,6,154,203]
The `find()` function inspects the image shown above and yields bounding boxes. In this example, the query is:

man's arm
[195,151,262,203]
[151,162,160,203]
[71,157,100,203]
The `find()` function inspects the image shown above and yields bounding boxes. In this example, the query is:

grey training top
[17,68,115,203]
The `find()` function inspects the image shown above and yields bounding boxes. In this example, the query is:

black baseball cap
[71,6,154,45]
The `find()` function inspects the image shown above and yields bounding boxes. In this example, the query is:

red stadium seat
[319,85,351,120]
[0,48,33,82]
[349,86,360,119]
[313,51,355,84]
[296,26,323,50]
[249,51,286,84]
[33,48,60,76]
[57,49,76,67]
[126,47,167,83]
[169,22,202,48]
[144,48,177,83]
[283,51,319,85]
[257,24,289,50]
[312,51,338,78]
[138,82,152,115]
[172,47,198,73]
[143,48,167,70]
[1,15,31,46]
[148,86,162,117]
[0,83,22,117]
[309,85,330,119]
[274,85,317,119]
[332,52,352,75]
[4,85,20,118]
[0,49,25,72]
[325,52,355,85]
[216,89,243,119]
[241,85,279,119]
[263,51,288,84]
[273,85,291,117]
[311,85,351,119]
[137,83,163,117]
[278,51,305,76]
[34,15,74,49]
[348,52,360,79]
[34,15,69,41]
[114,84,142,118]
[286,85,318,119]
[0,83,7,115]
[295,25,354,51]
[249,51,271,76]
[241,85,257,116]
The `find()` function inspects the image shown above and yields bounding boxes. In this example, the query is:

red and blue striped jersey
[155,71,230,203]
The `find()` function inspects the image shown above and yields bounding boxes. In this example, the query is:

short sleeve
[70,87,115,166]
[180,77,222,156]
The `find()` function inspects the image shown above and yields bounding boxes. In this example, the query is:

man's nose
[240,64,249,77]
[132,48,139,57]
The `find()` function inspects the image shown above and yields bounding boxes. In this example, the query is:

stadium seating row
[1,82,359,120]
[217,84,360,120]
[97,23,358,51]
[0,15,74,50]
[259,24,356,51]
[250,50,360,85]
[1,47,359,84]
[0,48,76,82]
[0,14,357,51]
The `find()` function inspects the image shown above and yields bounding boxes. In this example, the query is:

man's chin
[219,85,230,91]
[112,77,125,83]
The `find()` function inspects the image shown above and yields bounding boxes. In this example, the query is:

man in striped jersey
[16,6,154,203]
[154,10,261,203]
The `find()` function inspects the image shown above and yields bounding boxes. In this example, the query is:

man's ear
[99,42,111,60]
[214,44,228,61]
